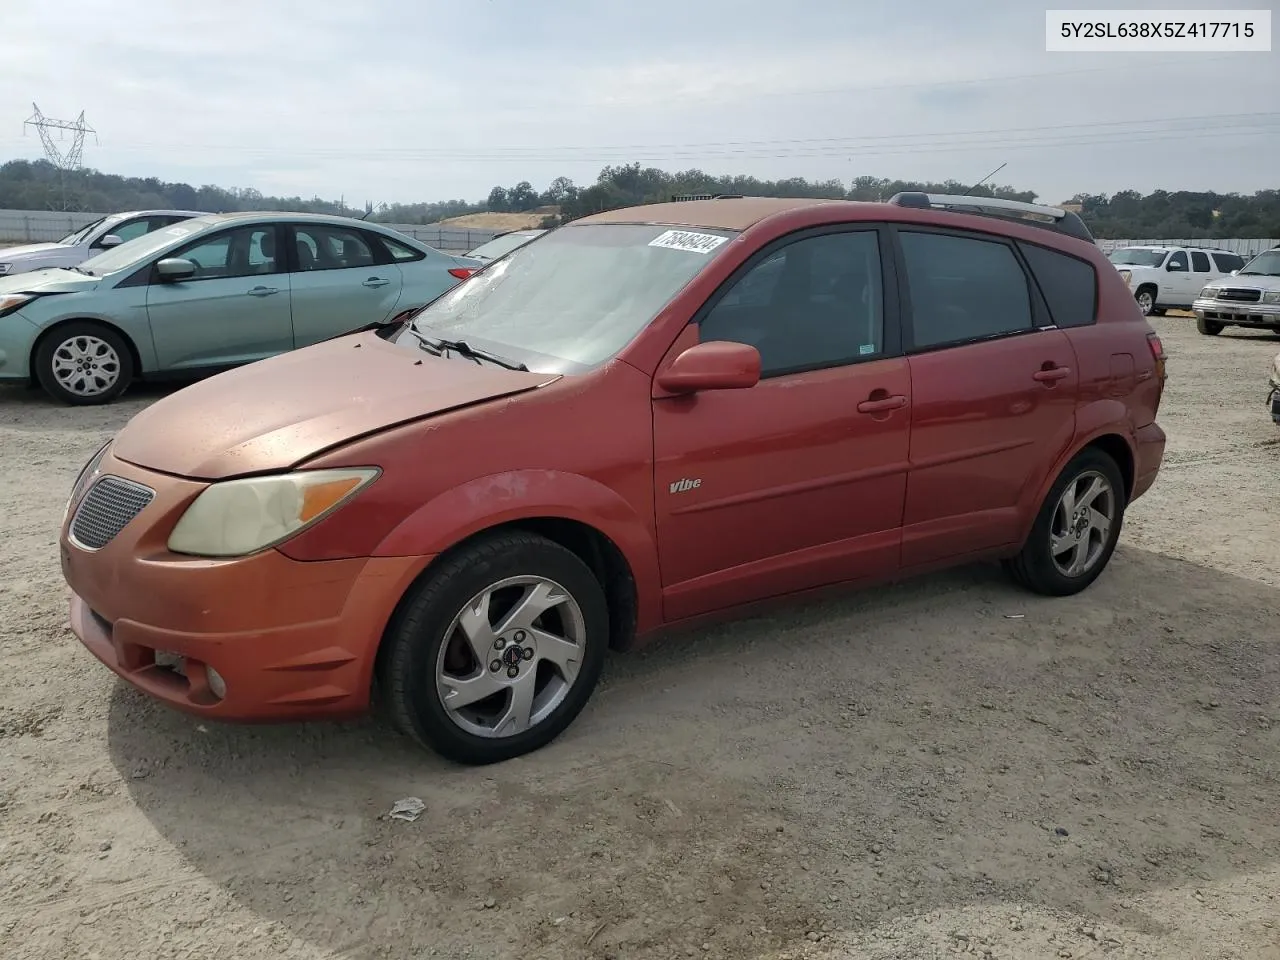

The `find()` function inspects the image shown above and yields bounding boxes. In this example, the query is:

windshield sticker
[648,230,728,255]
[164,226,193,238]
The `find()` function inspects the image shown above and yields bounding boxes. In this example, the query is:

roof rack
[888,192,1095,243]
[671,194,744,202]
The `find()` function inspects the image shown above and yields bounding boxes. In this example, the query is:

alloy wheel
[1049,470,1116,578]
[50,335,122,398]
[435,575,586,739]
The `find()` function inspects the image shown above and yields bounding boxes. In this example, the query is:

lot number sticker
[648,230,728,254]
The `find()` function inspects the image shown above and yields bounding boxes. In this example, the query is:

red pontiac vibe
[59,194,1167,765]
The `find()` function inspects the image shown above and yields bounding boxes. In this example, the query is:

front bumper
[0,313,38,381]
[1193,298,1280,328]
[59,451,431,722]
[1269,378,1280,424]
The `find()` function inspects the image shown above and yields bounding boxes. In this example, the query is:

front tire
[1197,315,1224,336]
[379,531,609,765]
[1004,448,1126,597]
[1134,286,1157,317]
[34,321,134,405]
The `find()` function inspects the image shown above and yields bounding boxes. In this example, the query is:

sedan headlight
[1263,291,1280,304]
[167,467,380,558]
[1200,286,1219,299]
[0,293,35,317]
[1118,269,1132,285]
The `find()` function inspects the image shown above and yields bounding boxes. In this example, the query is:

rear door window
[1190,251,1212,272]
[898,231,1033,350]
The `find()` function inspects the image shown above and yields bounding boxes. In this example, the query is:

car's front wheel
[1197,315,1225,336]
[1003,447,1126,597]
[34,321,134,405]
[379,531,609,765]
[1134,286,1157,316]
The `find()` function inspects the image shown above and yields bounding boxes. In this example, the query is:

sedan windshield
[77,218,215,275]
[402,223,737,372]
[58,216,107,245]
[1239,251,1280,277]
[1108,248,1167,267]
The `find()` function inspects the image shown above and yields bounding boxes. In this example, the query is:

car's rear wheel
[379,531,609,765]
[1197,315,1225,336]
[1134,286,1157,316]
[1003,448,1126,597]
[34,321,134,405]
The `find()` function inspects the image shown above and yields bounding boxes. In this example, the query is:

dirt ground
[2,315,1278,960]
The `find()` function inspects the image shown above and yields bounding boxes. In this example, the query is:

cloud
[1,0,1275,205]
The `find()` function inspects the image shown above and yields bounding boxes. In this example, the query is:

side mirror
[1167,262,1184,272]
[1230,269,1240,276]
[656,340,761,395]
[96,234,124,249]
[155,258,197,281]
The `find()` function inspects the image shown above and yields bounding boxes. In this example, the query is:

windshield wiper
[403,329,528,371]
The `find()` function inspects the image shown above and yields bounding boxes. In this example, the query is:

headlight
[1118,269,1132,285]
[1263,291,1280,304]
[65,440,112,519]
[1200,286,1219,299]
[0,293,35,317]
[167,467,380,557]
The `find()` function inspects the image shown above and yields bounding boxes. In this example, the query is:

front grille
[70,476,155,550]
[1215,287,1262,303]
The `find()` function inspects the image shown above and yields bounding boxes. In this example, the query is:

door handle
[856,394,908,414]
[363,277,391,288]
[1033,365,1071,383]
[246,286,279,297]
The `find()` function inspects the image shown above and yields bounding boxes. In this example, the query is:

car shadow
[104,545,1280,959]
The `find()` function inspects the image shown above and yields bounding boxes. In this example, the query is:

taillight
[1147,332,1167,383]
[448,267,476,280]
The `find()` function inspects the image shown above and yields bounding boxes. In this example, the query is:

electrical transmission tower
[24,103,97,211]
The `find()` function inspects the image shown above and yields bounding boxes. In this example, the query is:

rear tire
[1197,315,1224,336]
[34,321,134,405]
[378,531,609,765]
[1004,448,1126,597]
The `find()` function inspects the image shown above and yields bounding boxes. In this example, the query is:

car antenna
[965,161,1007,194]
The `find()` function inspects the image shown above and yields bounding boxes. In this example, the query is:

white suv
[0,209,203,277]
[1193,247,1280,337]
[1107,245,1246,316]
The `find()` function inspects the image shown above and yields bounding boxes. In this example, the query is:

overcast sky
[3,0,1276,206]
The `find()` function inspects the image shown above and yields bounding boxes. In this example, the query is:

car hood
[0,266,101,295]
[0,241,74,262]
[111,330,560,480]
[1217,274,1280,292]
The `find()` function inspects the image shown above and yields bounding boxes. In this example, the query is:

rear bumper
[1131,421,1166,502]
[1269,379,1280,424]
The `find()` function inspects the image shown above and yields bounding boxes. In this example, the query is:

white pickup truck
[0,209,203,277]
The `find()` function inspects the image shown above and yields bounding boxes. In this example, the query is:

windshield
[401,222,736,372]
[58,216,108,245]
[467,231,543,261]
[1239,251,1280,277]
[1108,248,1167,267]
[77,218,213,275]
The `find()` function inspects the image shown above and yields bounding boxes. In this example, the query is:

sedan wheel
[380,531,609,765]
[34,321,134,405]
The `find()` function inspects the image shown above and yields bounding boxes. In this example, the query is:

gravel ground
[1,315,1278,960]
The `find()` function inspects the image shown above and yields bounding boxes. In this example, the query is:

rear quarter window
[1017,242,1098,329]
[1211,252,1244,272]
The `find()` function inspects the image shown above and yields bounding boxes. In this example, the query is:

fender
[371,469,665,633]
[1012,397,1136,547]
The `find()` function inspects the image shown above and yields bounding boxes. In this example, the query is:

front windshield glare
[1109,249,1166,267]
[1240,251,1280,276]
[78,219,209,274]
[407,223,737,369]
